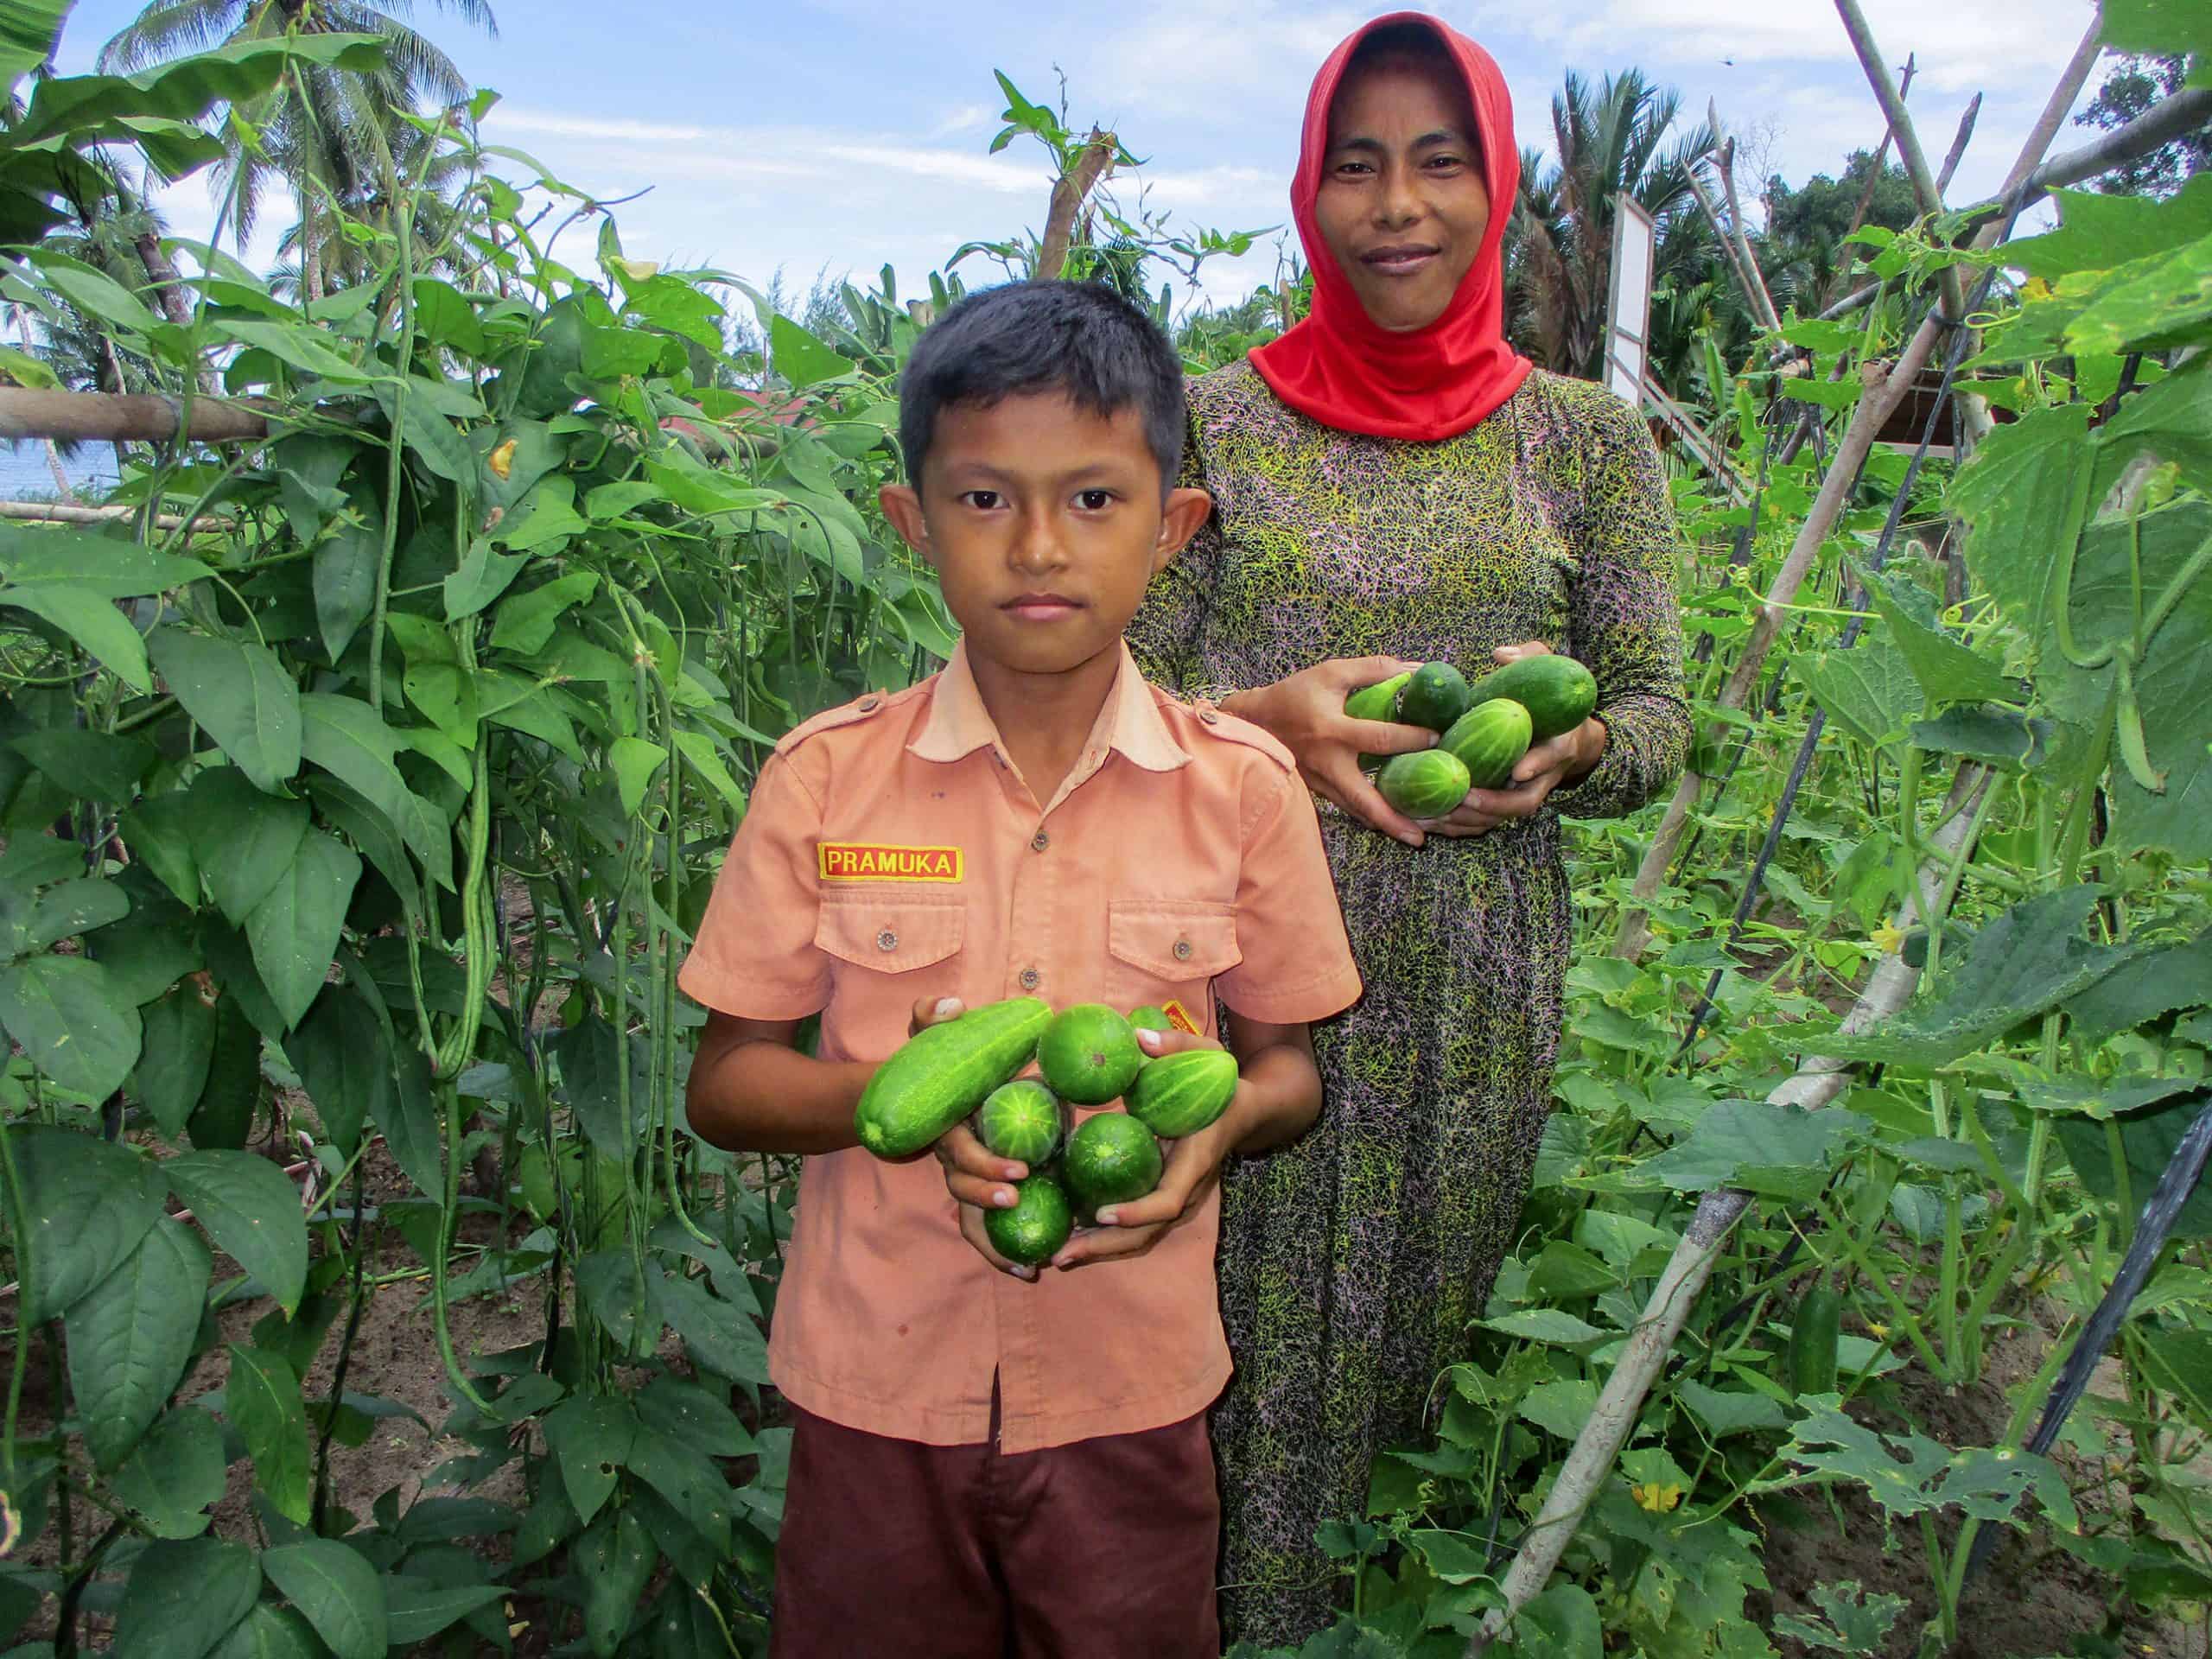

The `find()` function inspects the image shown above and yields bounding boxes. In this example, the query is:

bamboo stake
[0,499,233,531]
[0,388,272,445]
[1472,765,1993,1653]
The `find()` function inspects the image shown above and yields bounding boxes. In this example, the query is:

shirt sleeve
[1548,391,1694,822]
[1213,765,1363,1027]
[676,750,832,1020]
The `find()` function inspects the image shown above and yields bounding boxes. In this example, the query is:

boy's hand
[910,995,1043,1281]
[1050,1027,1244,1272]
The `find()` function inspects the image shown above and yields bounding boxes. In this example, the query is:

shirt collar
[908,638,1190,774]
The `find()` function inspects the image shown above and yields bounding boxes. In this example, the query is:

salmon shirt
[677,639,1362,1452]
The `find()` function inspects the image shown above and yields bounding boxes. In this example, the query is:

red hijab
[1249,12,1531,442]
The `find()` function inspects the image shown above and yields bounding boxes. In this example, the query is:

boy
[679,281,1361,1657]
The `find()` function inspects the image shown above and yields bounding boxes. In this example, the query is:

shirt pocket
[815,893,966,976]
[1106,899,1242,1033]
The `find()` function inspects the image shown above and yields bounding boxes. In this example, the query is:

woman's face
[1312,51,1491,334]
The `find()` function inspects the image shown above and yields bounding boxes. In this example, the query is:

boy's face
[880,392,1211,683]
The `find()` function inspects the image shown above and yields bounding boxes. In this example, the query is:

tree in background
[98,0,499,292]
[1507,69,1715,382]
[2074,54,2210,197]
[1758,149,1919,315]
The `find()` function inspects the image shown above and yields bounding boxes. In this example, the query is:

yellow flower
[488,438,518,480]
[1872,923,1905,956]
[0,1490,17,1558]
[1866,1321,1890,1340]
[1631,1481,1685,1513]
[2024,277,2053,302]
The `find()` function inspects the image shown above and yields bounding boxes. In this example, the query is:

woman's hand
[1223,656,1438,847]
[914,996,1043,1281]
[1425,643,1608,838]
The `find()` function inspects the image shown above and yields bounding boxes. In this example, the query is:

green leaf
[245,829,362,1030]
[2067,930,2212,1043]
[411,276,486,354]
[576,1506,656,1658]
[20,876,129,951]
[769,313,855,387]
[491,570,599,655]
[671,729,746,812]
[442,536,531,620]
[381,1579,507,1646]
[310,512,379,662]
[557,1015,639,1158]
[374,1038,443,1198]
[64,1217,209,1469]
[1518,1378,1599,1440]
[207,1604,326,1659]
[1516,1582,1604,1659]
[10,727,155,802]
[137,988,218,1137]
[119,790,203,907]
[1795,636,1924,749]
[2066,230,2212,358]
[2058,1089,2212,1238]
[0,582,151,690]
[9,1125,165,1324]
[213,317,371,383]
[652,1266,769,1386]
[644,450,779,517]
[302,775,419,916]
[16,35,389,149]
[165,1150,309,1317]
[283,984,384,1154]
[1853,563,2017,708]
[607,736,666,817]
[1908,705,2050,769]
[26,249,162,334]
[1807,888,2137,1065]
[148,628,302,795]
[2006,176,2212,281]
[2101,0,2212,63]
[543,1394,633,1525]
[1478,1308,1608,1346]
[225,1343,313,1525]
[0,0,68,97]
[111,1535,261,1659]
[297,693,411,852]
[261,1541,387,1659]
[1635,1099,1870,1202]
[0,527,207,597]
[111,1403,228,1539]
[0,954,143,1102]
[1675,1379,1789,1438]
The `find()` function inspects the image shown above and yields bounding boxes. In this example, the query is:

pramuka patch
[817,843,964,882]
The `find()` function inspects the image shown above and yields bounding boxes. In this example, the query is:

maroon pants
[768,1402,1222,1658]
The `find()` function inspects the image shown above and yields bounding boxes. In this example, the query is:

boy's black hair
[898,280,1185,493]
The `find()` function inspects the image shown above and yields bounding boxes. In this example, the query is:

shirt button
[1173,938,1193,962]
[859,695,880,712]
[1018,967,1040,991]
[876,929,898,951]
[1031,830,1049,852]
[1198,709,1219,726]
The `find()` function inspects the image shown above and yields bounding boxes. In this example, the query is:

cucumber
[1465,654,1597,741]
[1037,1003,1143,1105]
[976,1078,1065,1165]
[1343,671,1414,723]
[1396,662,1473,733]
[1440,699,1533,791]
[1127,1048,1239,1139]
[986,1172,1073,1266]
[854,996,1051,1159]
[1376,749,1470,818]
[1788,1284,1844,1396]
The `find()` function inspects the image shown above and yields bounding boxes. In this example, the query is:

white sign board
[1605,198,1656,405]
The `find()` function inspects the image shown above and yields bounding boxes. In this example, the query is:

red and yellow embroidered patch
[817,843,963,882]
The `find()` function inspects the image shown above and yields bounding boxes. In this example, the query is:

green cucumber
[854,996,1051,1159]
[1126,1048,1238,1139]
[1037,1003,1143,1104]
[1788,1284,1843,1396]
[1064,1111,1163,1209]
[1440,699,1533,791]
[1343,671,1414,723]
[1465,654,1597,741]
[986,1172,1073,1266]
[1397,662,1473,732]
[1376,749,1470,818]
[976,1078,1065,1165]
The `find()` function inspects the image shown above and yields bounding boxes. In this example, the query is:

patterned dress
[1128,361,1690,1649]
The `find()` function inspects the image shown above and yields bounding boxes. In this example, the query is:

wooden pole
[0,389,272,445]
[0,499,234,531]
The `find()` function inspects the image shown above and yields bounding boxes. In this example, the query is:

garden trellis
[3,1,2212,1654]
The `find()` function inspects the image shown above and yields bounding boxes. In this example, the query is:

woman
[1128,13,1690,1645]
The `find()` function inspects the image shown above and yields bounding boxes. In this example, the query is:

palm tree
[265,116,472,299]
[98,0,497,286]
[1507,69,1715,383]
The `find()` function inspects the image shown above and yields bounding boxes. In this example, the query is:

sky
[50,0,2120,321]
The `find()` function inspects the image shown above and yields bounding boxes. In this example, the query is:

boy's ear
[880,484,932,565]
[1151,486,1213,574]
